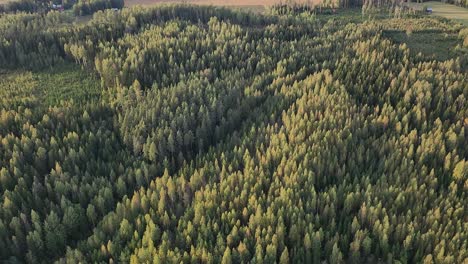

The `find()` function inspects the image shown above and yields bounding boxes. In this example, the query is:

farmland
[409,1,468,26]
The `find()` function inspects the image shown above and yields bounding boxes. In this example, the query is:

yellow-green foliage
[0,6,466,264]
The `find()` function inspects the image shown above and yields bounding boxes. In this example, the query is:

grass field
[383,31,461,60]
[379,2,467,61]
[411,1,468,26]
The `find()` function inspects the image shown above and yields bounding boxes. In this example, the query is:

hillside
[0,5,467,264]
[123,0,320,7]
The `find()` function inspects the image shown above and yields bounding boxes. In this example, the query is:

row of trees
[0,0,120,15]
[443,0,468,8]
[271,0,363,10]
[0,0,39,14]
[73,0,124,16]
[0,0,75,14]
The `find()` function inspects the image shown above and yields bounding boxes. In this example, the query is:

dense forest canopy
[0,4,467,264]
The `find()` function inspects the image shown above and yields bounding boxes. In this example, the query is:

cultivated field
[411,1,468,26]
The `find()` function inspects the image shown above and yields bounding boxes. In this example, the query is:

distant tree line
[0,0,39,13]
[72,0,124,16]
[0,0,122,15]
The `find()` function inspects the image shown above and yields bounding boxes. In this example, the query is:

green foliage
[0,5,467,264]
[384,31,462,60]
[72,0,124,16]
[0,0,38,13]
[380,17,466,67]
[0,63,100,107]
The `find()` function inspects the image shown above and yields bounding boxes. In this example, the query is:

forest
[0,2,467,264]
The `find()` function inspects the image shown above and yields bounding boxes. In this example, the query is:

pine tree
[222,247,232,264]
[279,248,289,264]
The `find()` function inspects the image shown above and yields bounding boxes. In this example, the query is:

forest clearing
[419,1,468,25]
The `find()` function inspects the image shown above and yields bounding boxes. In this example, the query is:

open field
[409,1,468,26]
